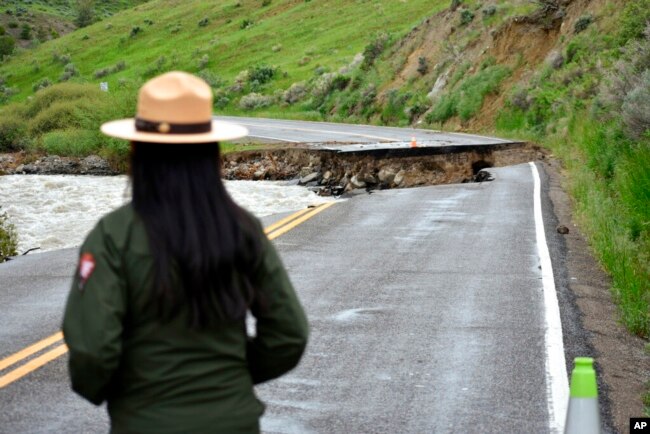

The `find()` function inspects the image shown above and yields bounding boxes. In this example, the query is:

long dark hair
[130,142,263,328]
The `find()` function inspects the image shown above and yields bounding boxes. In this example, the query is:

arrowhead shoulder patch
[77,253,96,292]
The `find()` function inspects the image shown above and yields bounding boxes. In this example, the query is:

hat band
[135,118,212,135]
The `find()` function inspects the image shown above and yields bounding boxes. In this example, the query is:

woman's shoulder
[84,203,138,251]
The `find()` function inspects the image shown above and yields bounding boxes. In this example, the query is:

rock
[299,172,320,185]
[80,155,112,175]
[557,225,570,235]
[322,170,332,181]
[359,172,377,184]
[253,170,266,180]
[299,167,313,177]
[394,170,406,186]
[350,175,366,189]
[15,164,25,173]
[378,167,396,184]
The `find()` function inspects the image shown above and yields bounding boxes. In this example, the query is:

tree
[0,35,16,58]
[75,0,95,28]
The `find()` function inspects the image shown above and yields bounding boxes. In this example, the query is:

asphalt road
[215,116,514,146]
[0,162,570,433]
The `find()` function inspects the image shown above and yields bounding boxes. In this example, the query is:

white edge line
[247,134,300,143]
[530,162,569,434]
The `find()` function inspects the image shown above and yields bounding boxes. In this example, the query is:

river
[0,175,334,253]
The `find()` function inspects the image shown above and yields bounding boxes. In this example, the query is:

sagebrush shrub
[574,15,593,34]
[621,70,650,139]
[283,82,307,104]
[239,92,273,110]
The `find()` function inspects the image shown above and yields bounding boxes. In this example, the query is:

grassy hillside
[0,0,648,345]
[0,0,148,47]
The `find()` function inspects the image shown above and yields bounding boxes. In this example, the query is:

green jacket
[62,204,308,434]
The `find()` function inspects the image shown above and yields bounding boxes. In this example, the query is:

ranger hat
[100,71,248,143]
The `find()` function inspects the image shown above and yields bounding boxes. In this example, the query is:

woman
[62,72,308,433]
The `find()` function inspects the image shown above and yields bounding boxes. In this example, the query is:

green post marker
[564,357,601,434]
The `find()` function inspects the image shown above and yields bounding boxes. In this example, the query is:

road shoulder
[541,159,649,433]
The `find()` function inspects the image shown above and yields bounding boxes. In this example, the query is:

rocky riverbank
[0,154,116,176]
[1,143,546,195]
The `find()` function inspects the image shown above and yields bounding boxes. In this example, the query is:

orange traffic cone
[410,136,417,148]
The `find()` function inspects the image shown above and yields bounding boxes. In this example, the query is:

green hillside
[0,0,445,100]
[0,0,648,349]
[0,0,149,46]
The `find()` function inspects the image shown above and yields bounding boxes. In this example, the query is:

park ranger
[62,72,309,434]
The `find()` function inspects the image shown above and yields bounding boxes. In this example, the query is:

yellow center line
[264,207,314,234]
[0,332,63,371]
[0,344,68,388]
[268,202,336,240]
[0,201,337,389]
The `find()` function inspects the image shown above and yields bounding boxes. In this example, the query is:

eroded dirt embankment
[222,143,546,194]
[1,143,547,194]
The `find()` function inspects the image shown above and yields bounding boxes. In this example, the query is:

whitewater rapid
[0,175,334,253]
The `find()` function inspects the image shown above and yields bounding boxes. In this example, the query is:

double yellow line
[0,202,335,390]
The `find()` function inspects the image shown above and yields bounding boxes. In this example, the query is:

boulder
[299,172,320,185]
[394,170,406,186]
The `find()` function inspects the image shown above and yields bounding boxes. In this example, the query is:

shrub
[20,24,31,40]
[239,92,273,110]
[40,128,101,156]
[417,57,428,75]
[198,17,209,27]
[32,77,52,92]
[283,82,307,104]
[25,83,103,118]
[8,22,18,29]
[214,95,230,109]
[0,35,15,58]
[240,19,254,30]
[59,63,79,82]
[0,112,27,151]
[331,75,350,91]
[197,54,209,69]
[248,64,276,84]
[75,0,95,28]
[94,67,110,78]
[0,26,5,36]
[262,0,272,6]
[482,5,496,17]
[130,26,141,37]
[0,208,18,261]
[621,70,650,139]
[52,52,72,65]
[28,100,91,135]
[361,33,389,70]
[198,69,224,88]
[144,19,154,26]
[450,0,462,12]
[574,15,593,34]
[460,9,475,26]
[618,0,650,43]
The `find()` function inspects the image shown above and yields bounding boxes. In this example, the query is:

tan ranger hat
[100,71,248,143]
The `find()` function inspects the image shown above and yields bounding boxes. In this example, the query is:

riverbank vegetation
[0,206,18,262]
[0,0,647,340]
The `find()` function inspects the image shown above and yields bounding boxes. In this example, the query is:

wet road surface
[0,163,569,433]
